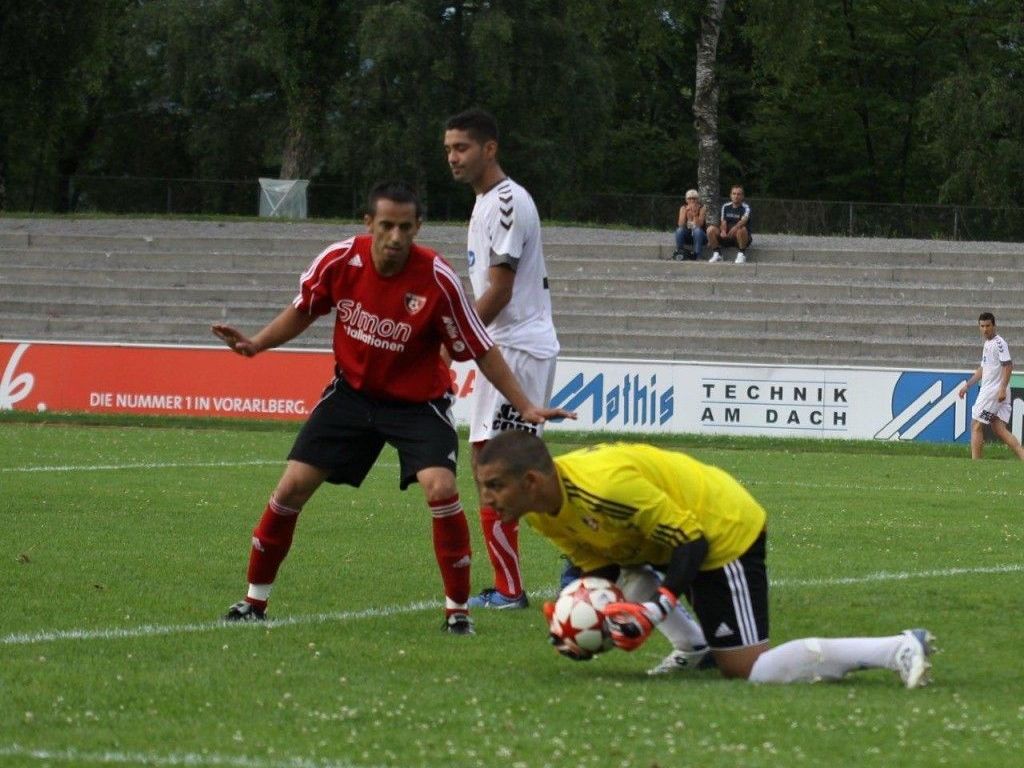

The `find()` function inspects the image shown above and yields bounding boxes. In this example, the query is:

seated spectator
[673,189,707,261]
[707,185,752,263]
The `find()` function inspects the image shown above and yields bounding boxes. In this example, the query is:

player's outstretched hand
[603,602,657,651]
[520,405,577,425]
[548,633,594,661]
[604,589,677,652]
[211,324,259,357]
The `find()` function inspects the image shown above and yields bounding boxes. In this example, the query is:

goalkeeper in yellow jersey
[476,432,935,688]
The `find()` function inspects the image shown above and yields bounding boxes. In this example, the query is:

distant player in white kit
[444,108,560,608]
[958,312,1024,460]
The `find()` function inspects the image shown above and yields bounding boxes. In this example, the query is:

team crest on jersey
[404,293,426,314]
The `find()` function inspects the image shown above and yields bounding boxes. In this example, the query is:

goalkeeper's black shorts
[688,531,769,650]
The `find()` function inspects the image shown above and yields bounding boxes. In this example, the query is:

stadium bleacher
[2,217,1022,370]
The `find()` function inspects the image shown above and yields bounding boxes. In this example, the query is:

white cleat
[894,628,935,689]
[708,252,723,263]
[647,646,713,676]
[734,251,747,263]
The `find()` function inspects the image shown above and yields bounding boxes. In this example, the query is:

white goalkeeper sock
[616,566,707,650]
[748,636,903,683]
[658,603,708,650]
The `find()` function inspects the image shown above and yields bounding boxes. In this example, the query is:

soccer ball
[549,576,625,656]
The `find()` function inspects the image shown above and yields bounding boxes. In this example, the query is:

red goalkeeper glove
[603,587,678,652]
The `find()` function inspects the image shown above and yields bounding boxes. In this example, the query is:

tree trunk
[840,0,880,197]
[279,94,319,179]
[694,0,726,222]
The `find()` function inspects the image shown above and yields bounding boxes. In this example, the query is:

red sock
[246,498,300,593]
[479,505,523,598]
[430,495,471,615]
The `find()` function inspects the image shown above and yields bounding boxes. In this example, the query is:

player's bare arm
[958,367,982,398]
[475,346,575,424]
[474,263,515,326]
[212,306,317,357]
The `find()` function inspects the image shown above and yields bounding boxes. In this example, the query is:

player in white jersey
[444,108,560,608]
[957,312,1024,460]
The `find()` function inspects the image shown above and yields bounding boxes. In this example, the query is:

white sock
[247,583,272,602]
[748,636,902,683]
[659,603,708,650]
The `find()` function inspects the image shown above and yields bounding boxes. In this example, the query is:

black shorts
[688,531,769,650]
[287,374,458,490]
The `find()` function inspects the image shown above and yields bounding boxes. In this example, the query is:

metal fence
[56,174,1024,242]
[565,193,1024,242]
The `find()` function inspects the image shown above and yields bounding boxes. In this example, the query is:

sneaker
[734,251,747,264]
[672,250,685,261]
[647,646,715,676]
[708,252,722,263]
[894,628,935,689]
[442,612,475,635]
[223,600,266,622]
[559,558,583,590]
[468,587,529,609]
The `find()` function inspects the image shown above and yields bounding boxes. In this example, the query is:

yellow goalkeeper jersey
[525,443,766,573]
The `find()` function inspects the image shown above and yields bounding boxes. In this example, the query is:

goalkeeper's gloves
[542,600,594,661]
[603,587,678,652]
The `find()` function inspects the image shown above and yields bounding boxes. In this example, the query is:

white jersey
[979,334,1012,398]
[467,177,559,358]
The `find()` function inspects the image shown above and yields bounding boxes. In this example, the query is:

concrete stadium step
[551,275,1022,304]
[563,343,968,371]
[1,311,976,370]
[552,312,976,340]
[555,329,976,367]
[6,254,1022,297]
[0,313,334,347]
[551,294,1024,323]
[0,294,983,342]
[15,247,1024,289]
[6,274,1015,329]
[0,281,288,305]
[3,286,1001,324]
[6,245,1024,281]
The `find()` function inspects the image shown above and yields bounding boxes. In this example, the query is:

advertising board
[3,341,1018,444]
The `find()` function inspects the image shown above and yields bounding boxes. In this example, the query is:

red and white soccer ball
[549,576,625,656]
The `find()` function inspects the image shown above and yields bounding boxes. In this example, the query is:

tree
[922,0,1024,207]
[0,0,124,211]
[694,0,727,217]
[255,1,361,180]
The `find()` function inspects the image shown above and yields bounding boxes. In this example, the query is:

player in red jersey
[212,180,574,634]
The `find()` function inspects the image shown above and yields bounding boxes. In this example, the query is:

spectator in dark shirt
[708,186,752,264]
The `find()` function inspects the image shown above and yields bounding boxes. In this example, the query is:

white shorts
[972,390,1011,425]
[469,347,557,443]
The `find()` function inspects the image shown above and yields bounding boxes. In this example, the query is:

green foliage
[3,421,1024,766]
[3,0,1023,213]
[921,1,1024,206]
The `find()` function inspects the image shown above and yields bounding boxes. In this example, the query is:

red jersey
[293,235,493,402]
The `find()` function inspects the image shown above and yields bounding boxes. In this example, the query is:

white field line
[0,459,281,473]
[0,744,382,768]
[4,564,1022,648]
[1,600,439,646]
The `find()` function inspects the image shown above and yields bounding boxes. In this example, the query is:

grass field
[3,415,1023,768]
